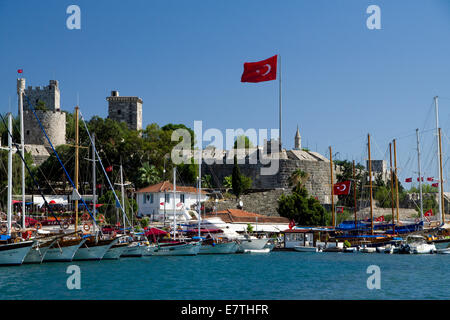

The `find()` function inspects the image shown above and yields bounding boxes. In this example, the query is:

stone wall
[203,158,338,205]
[205,189,290,216]
[23,110,66,147]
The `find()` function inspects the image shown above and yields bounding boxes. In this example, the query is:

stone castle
[17,79,143,164]
[202,128,339,205]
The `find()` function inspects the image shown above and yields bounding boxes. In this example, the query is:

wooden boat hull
[199,242,238,254]
[72,238,118,261]
[43,239,86,262]
[0,241,34,266]
[152,242,201,256]
[103,243,129,259]
[23,239,56,264]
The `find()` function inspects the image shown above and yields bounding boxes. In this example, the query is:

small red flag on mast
[17,69,23,73]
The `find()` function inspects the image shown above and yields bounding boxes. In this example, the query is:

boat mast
[389,143,395,234]
[352,160,357,229]
[17,79,26,229]
[393,139,400,225]
[435,96,444,225]
[329,146,335,227]
[438,128,445,224]
[173,166,177,241]
[7,113,12,237]
[416,129,424,221]
[74,106,79,233]
[368,134,374,235]
[120,163,126,232]
[198,148,202,239]
[92,133,96,232]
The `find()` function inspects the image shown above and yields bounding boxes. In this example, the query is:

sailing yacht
[0,113,34,265]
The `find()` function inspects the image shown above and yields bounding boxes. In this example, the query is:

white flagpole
[279,54,282,151]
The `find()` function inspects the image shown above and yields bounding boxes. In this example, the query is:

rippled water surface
[0,252,448,300]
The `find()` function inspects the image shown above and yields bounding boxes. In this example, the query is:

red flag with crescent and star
[241,55,277,83]
[288,220,295,229]
[424,209,433,217]
[333,181,351,195]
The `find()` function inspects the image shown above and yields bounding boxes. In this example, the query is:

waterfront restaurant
[135,181,208,221]
[283,227,334,249]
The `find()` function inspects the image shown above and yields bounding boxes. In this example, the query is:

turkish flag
[427,177,434,182]
[241,55,277,83]
[425,209,433,217]
[405,178,412,183]
[375,215,385,222]
[432,183,439,187]
[288,220,295,229]
[105,165,113,172]
[333,181,351,195]
[417,177,424,182]
[336,206,344,213]
[17,69,23,73]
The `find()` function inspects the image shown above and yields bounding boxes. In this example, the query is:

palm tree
[288,169,309,189]
[137,162,160,187]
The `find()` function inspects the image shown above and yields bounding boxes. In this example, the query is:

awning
[144,227,169,236]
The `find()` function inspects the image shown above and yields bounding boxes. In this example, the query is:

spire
[294,125,301,150]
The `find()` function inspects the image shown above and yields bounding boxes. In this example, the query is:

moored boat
[43,237,86,262]
[23,238,56,264]
[103,242,129,259]
[72,236,118,261]
[152,241,201,256]
[0,240,34,266]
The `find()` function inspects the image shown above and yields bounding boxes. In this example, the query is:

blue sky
[1,0,450,185]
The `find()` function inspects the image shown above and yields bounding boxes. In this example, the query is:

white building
[136,181,208,221]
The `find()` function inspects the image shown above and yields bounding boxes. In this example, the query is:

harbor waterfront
[1,252,449,300]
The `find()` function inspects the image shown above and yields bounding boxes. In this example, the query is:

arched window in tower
[117,110,121,115]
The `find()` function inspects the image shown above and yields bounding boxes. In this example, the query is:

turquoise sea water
[0,252,449,300]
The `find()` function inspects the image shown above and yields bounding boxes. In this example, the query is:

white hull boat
[152,242,201,256]
[44,239,86,262]
[23,239,56,264]
[142,244,158,256]
[243,248,271,254]
[199,242,238,254]
[436,248,450,254]
[410,243,436,254]
[103,242,129,259]
[359,247,376,253]
[294,246,319,252]
[0,241,34,266]
[343,247,357,253]
[121,242,148,257]
[73,238,118,261]
[237,238,270,252]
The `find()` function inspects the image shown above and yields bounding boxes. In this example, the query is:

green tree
[288,169,309,189]
[277,185,327,226]
[137,163,160,188]
[233,135,253,149]
[232,156,243,199]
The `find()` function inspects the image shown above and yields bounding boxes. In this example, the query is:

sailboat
[0,113,34,265]
[150,166,201,256]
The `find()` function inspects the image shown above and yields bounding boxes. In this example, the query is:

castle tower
[20,78,66,149]
[294,125,301,150]
[107,91,143,131]
[23,79,60,111]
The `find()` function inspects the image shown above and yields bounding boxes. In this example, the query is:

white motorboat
[44,238,86,262]
[121,241,149,257]
[23,238,56,264]
[0,240,34,265]
[152,241,201,256]
[236,236,270,253]
[199,241,238,254]
[406,235,436,254]
[103,242,129,259]
[343,247,357,253]
[73,237,118,261]
[243,248,271,254]
[294,246,319,252]
[376,246,386,253]
[436,248,450,254]
[359,245,376,253]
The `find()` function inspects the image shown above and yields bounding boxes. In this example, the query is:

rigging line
[0,113,64,229]
[78,110,132,229]
[23,96,99,227]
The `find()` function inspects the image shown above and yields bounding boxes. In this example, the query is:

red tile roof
[207,208,289,224]
[136,181,208,194]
